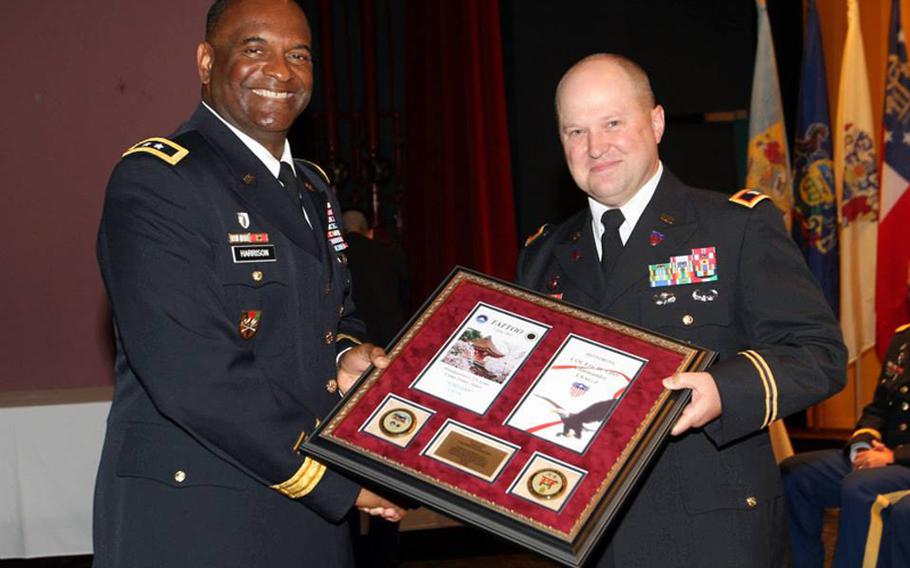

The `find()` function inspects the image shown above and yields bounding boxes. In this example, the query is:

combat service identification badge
[239,310,262,339]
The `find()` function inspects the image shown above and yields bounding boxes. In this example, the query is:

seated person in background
[342,210,409,346]
[782,321,910,568]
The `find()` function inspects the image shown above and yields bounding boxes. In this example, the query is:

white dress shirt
[202,102,311,227]
[589,162,663,259]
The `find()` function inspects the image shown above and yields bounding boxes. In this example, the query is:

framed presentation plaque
[304,268,715,567]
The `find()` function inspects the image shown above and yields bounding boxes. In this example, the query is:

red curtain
[404,0,518,305]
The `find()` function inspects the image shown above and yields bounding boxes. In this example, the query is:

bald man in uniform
[518,54,845,567]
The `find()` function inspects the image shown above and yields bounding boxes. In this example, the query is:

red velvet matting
[329,280,689,537]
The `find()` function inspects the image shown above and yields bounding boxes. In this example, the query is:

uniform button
[324,330,334,344]
[303,181,316,192]
[252,270,264,282]
[338,304,345,317]
[901,386,909,394]
[682,314,695,326]
[325,379,339,394]
[324,282,332,295]
[900,423,908,432]
[745,496,757,508]
[903,402,909,411]
[174,470,186,483]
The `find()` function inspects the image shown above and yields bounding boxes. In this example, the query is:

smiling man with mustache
[93,1,403,566]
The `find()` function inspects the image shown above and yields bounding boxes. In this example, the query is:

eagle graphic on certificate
[534,395,619,439]
[506,335,646,453]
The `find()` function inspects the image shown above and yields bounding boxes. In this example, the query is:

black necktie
[600,209,625,279]
[277,162,318,247]
[278,162,305,215]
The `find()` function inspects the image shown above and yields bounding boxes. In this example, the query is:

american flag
[877,0,910,358]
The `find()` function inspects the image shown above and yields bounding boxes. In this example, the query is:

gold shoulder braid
[122,137,189,165]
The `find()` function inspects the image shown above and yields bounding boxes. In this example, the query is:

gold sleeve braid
[122,137,189,165]
[739,350,779,429]
[851,428,882,441]
[271,457,327,498]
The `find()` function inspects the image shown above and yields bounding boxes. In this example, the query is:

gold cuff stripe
[292,430,308,452]
[740,351,772,429]
[122,137,189,165]
[862,489,910,568]
[336,333,362,345]
[271,457,327,499]
[852,428,882,441]
[895,322,910,333]
[746,350,778,423]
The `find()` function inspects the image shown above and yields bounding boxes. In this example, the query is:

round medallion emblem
[527,468,567,500]
[379,408,417,437]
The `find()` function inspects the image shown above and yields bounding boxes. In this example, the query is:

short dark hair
[205,0,233,41]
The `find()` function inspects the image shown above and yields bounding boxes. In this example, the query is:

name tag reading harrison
[232,244,277,263]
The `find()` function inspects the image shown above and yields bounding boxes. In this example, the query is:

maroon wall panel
[0,1,208,392]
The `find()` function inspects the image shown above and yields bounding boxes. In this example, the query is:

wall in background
[0,1,206,394]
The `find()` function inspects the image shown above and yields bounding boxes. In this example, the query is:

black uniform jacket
[849,324,910,465]
[94,104,365,567]
[517,171,846,567]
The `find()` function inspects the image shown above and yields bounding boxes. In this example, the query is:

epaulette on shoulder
[296,159,332,186]
[122,137,189,166]
[895,322,910,334]
[524,224,550,247]
[729,188,770,209]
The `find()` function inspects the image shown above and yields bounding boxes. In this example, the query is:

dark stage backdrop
[501,0,802,240]
[1,0,803,396]
[404,0,518,304]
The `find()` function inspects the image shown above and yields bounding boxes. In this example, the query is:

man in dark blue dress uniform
[782,321,910,568]
[517,54,846,567]
[93,1,403,566]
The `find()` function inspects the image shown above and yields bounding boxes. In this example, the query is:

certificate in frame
[304,268,715,567]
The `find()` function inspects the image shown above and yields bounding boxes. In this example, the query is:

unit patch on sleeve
[122,137,189,165]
